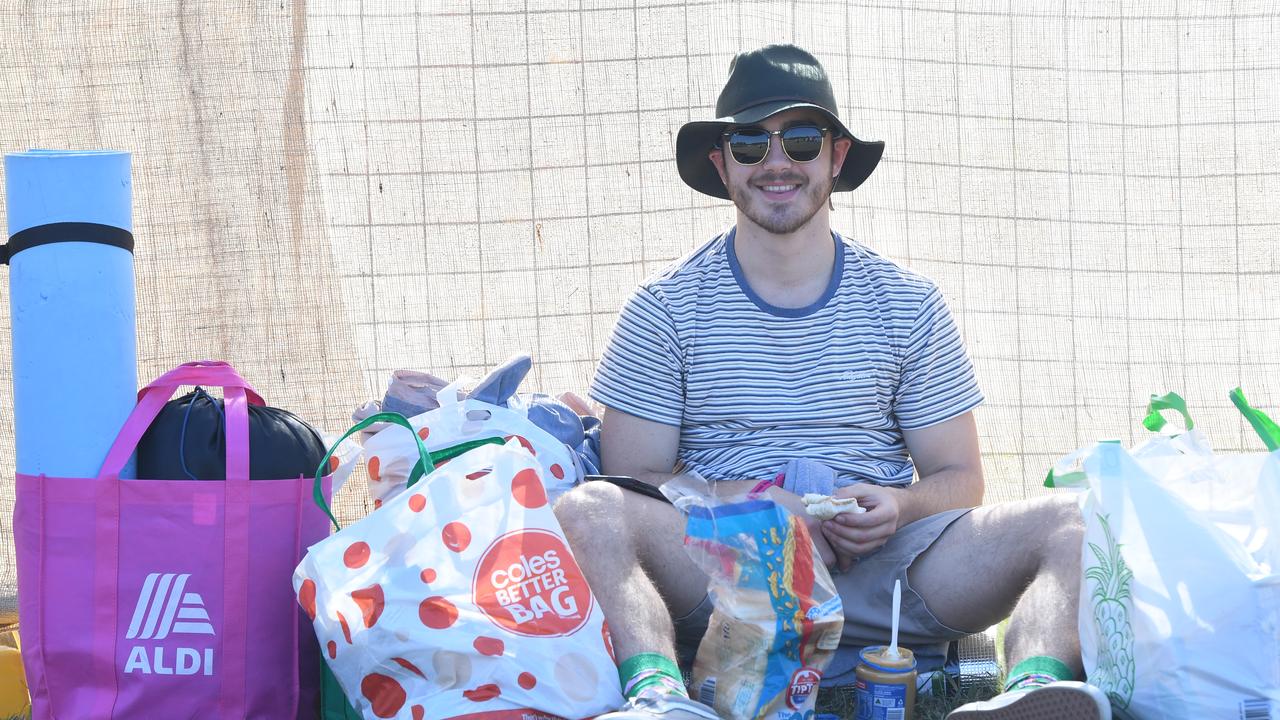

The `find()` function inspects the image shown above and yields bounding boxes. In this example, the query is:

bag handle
[98,360,258,480]
[1043,441,1122,488]
[141,360,265,404]
[1230,387,1280,451]
[1142,391,1195,433]
[312,412,504,531]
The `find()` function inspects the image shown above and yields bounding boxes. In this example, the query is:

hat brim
[675,100,885,200]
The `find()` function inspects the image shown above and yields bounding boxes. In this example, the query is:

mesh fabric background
[0,0,1277,619]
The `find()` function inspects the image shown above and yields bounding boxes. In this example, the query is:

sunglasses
[721,124,830,165]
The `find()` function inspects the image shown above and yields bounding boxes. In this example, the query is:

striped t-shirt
[590,227,983,488]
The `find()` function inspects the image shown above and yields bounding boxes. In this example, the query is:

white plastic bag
[1050,391,1280,719]
[295,415,622,720]
[363,381,577,508]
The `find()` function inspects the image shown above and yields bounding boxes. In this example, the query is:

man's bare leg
[906,493,1083,671]
[553,481,709,667]
[906,495,1108,719]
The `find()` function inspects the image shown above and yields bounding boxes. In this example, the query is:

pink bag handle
[139,359,265,403]
[98,360,262,480]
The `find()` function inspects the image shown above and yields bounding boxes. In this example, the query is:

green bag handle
[1142,391,1194,433]
[1044,440,1121,488]
[313,412,503,531]
[1230,387,1280,452]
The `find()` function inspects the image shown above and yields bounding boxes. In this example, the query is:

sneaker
[596,689,720,720]
[947,681,1111,720]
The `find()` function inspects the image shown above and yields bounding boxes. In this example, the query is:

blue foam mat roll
[6,150,138,478]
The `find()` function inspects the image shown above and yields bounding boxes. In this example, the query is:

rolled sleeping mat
[4,150,137,478]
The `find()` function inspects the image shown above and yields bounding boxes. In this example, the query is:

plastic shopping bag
[295,413,623,720]
[663,475,843,720]
[1048,390,1280,719]
[362,383,577,508]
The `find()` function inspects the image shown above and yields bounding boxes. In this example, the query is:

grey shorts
[673,507,975,683]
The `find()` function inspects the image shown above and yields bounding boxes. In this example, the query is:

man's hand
[765,487,838,570]
[820,483,903,571]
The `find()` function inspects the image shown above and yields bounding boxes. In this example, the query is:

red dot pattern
[472,636,504,656]
[504,435,536,455]
[550,463,564,480]
[392,656,427,679]
[344,542,371,569]
[298,579,317,621]
[367,456,382,482]
[602,621,616,663]
[328,456,341,473]
[420,568,436,584]
[361,673,407,718]
[412,706,425,720]
[419,596,458,629]
[351,584,385,628]
[510,468,547,509]
[518,672,537,690]
[442,522,471,552]
[337,611,353,644]
[327,640,337,659]
[408,494,426,512]
[417,427,430,440]
[463,684,501,702]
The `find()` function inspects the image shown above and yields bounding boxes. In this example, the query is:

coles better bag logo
[473,528,593,637]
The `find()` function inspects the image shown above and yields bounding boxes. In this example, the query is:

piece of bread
[801,493,865,520]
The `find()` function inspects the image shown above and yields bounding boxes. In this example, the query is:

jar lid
[858,646,917,673]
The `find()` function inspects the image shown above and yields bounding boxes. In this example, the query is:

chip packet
[664,476,844,720]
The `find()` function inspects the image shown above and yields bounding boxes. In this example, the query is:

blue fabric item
[779,458,837,497]
[470,353,533,406]
[525,393,585,447]
[576,416,602,476]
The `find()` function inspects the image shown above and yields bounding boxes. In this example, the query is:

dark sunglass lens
[728,130,770,164]
[781,127,824,162]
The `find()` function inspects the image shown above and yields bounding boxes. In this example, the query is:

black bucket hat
[676,44,885,200]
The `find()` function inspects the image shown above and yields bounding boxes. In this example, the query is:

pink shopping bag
[14,361,332,719]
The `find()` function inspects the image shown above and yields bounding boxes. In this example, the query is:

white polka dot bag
[295,413,623,720]
[362,388,578,511]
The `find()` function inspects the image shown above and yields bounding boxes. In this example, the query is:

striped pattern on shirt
[589,227,983,487]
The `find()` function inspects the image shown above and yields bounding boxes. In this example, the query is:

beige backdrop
[1,0,1278,620]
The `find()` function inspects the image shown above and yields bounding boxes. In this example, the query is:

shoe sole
[947,686,1107,720]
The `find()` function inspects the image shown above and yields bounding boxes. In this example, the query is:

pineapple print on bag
[1085,513,1136,709]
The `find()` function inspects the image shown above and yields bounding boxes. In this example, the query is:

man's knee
[1037,493,1084,545]
[553,480,628,543]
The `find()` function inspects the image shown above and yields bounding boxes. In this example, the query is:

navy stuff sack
[136,386,327,480]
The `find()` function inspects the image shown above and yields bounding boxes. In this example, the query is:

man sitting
[554,44,1109,720]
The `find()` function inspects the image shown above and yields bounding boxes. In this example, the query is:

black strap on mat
[584,474,672,505]
[2,221,134,264]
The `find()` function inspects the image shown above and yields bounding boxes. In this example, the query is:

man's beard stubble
[725,169,834,235]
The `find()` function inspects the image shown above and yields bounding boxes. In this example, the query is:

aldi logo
[123,573,216,676]
[126,573,215,640]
